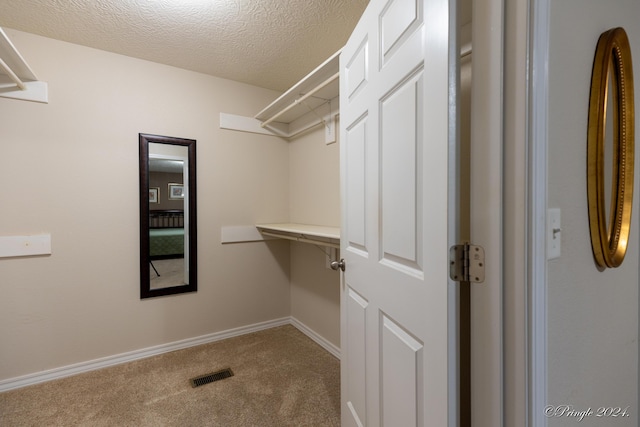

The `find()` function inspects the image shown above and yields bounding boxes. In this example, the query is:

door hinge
[449,243,485,283]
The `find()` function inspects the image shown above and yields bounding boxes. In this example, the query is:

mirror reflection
[139,134,197,299]
[149,149,187,289]
[604,67,615,227]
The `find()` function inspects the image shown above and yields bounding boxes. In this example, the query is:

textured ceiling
[0,0,368,91]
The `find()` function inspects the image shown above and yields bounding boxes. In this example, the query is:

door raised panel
[381,313,424,426]
[380,0,423,66]
[345,37,369,102]
[346,114,369,255]
[346,287,369,427]
[380,68,424,276]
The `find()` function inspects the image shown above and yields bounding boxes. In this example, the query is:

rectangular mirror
[139,133,197,299]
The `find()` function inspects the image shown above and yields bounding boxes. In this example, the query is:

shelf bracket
[260,72,339,129]
[294,97,336,144]
[0,56,26,90]
[0,27,49,103]
[325,111,336,145]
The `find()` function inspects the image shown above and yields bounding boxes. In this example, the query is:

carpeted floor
[150,258,187,289]
[0,325,340,426]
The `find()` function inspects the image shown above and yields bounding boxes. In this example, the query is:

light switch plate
[547,209,561,259]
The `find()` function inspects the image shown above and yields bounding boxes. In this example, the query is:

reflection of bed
[149,210,184,259]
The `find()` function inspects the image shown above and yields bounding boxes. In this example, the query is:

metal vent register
[190,368,234,388]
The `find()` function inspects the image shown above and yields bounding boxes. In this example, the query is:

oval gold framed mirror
[587,27,635,269]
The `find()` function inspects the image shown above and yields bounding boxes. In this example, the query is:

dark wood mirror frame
[139,133,197,298]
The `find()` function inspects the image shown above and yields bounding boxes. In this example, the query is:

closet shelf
[256,223,340,249]
[220,49,340,143]
[0,27,48,103]
[255,50,340,125]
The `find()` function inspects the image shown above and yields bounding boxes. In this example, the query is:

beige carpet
[0,325,340,426]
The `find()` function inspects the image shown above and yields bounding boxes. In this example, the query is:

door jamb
[527,0,550,425]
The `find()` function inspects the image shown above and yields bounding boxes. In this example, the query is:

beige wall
[288,126,341,349]
[547,1,639,424]
[0,29,293,381]
[289,127,340,226]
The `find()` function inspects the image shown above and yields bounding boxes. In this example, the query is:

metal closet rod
[260,71,340,128]
[0,57,26,90]
[261,109,338,140]
[461,45,472,59]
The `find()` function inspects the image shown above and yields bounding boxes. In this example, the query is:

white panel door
[340,0,457,426]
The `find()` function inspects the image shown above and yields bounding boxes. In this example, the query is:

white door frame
[494,0,551,424]
[470,0,549,425]
[528,0,550,425]
[469,0,505,424]
[336,0,546,423]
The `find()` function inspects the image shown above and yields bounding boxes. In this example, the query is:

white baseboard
[290,317,341,360]
[0,317,291,392]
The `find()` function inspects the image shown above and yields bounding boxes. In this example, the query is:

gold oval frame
[587,27,635,269]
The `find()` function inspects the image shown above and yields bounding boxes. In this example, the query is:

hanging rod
[461,45,472,59]
[260,72,340,128]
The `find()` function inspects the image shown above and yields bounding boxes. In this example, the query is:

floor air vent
[190,368,234,388]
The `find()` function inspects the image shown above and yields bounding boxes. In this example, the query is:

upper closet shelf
[0,27,48,103]
[220,49,340,143]
[256,223,340,249]
[255,49,340,125]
